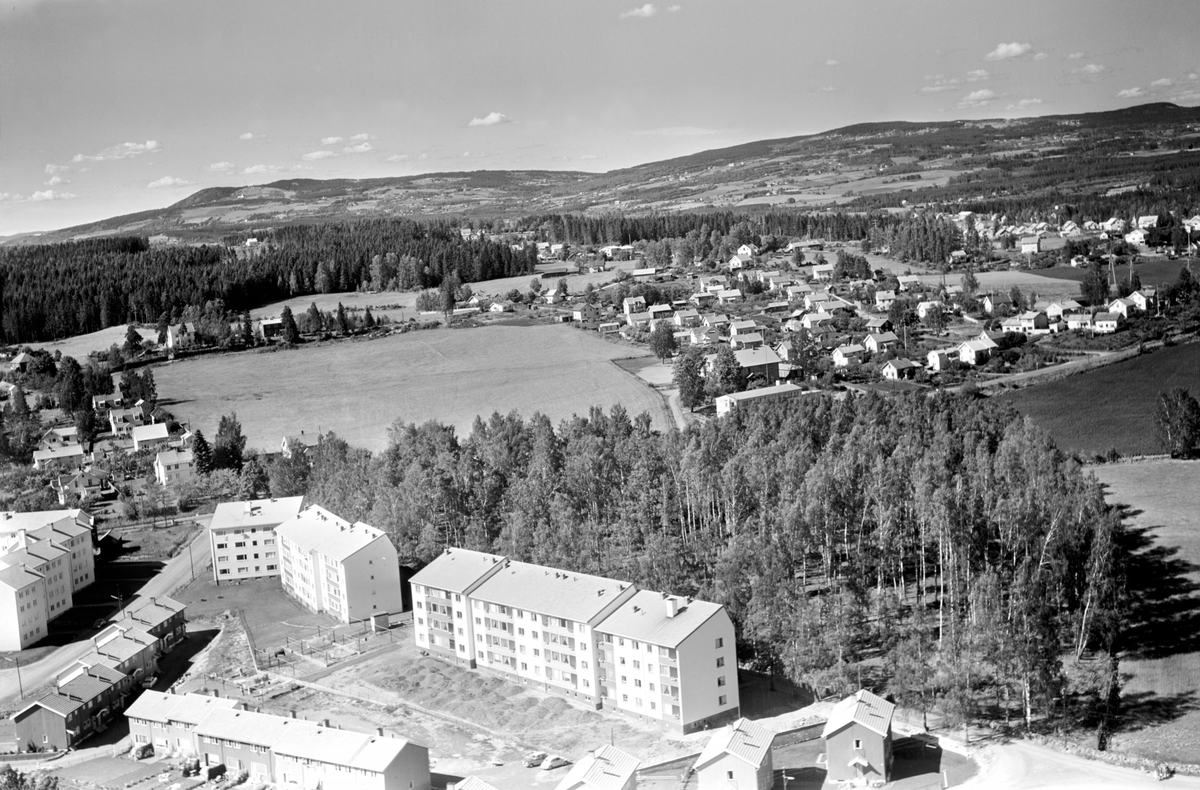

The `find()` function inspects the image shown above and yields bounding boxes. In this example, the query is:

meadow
[1034,257,1195,289]
[154,323,671,452]
[1091,460,1200,765]
[995,341,1200,457]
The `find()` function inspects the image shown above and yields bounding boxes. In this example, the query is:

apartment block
[409,550,740,733]
[275,505,403,624]
[126,691,431,790]
[208,497,305,583]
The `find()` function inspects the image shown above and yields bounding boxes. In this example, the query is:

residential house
[1000,316,1023,332]
[734,347,782,382]
[118,595,187,654]
[1018,310,1052,335]
[812,263,835,281]
[736,243,759,258]
[958,338,996,366]
[673,308,701,328]
[800,312,833,330]
[896,275,922,291]
[9,666,130,751]
[822,689,895,785]
[281,431,320,459]
[687,326,720,347]
[154,449,195,487]
[126,691,432,790]
[573,304,600,324]
[804,291,833,311]
[622,296,646,316]
[257,317,284,341]
[874,290,896,310]
[32,444,88,472]
[53,471,113,506]
[763,300,789,314]
[208,496,306,584]
[1065,312,1094,331]
[785,284,812,300]
[1124,229,1148,247]
[727,254,752,271]
[1137,215,1159,230]
[916,301,944,321]
[881,358,921,381]
[8,352,31,373]
[863,317,893,333]
[981,294,997,315]
[166,323,196,352]
[1094,312,1122,334]
[863,332,898,354]
[1129,289,1156,312]
[716,289,743,305]
[108,407,145,436]
[689,292,717,309]
[692,717,775,790]
[555,745,640,790]
[39,426,80,452]
[926,349,955,372]
[276,505,404,624]
[715,383,803,417]
[1045,299,1082,320]
[728,320,759,337]
[1019,235,1041,254]
[831,344,865,367]
[131,423,171,452]
[730,333,764,350]
[489,301,514,313]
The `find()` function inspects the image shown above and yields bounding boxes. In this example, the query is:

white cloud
[320,136,344,145]
[44,164,70,174]
[1073,63,1107,76]
[461,151,471,157]
[966,69,990,82]
[349,133,376,142]
[824,59,839,67]
[666,4,681,10]
[921,74,960,93]
[343,142,375,154]
[1008,98,1043,110]
[1151,78,1174,88]
[1117,87,1145,98]
[239,132,260,140]
[1067,52,1084,59]
[301,150,338,161]
[44,175,70,186]
[386,154,409,162]
[1034,52,1049,61]
[985,42,1032,61]
[290,165,313,172]
[619,3,656,18]
[205,162,237,173]
[958,89,996,109]
[243,164,283,174]
[73,140,159,163]
[468,112,512,127]
[0,193,12,202]
[30,190,76,201]
[148,176,191,188]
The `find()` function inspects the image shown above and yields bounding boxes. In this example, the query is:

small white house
[154,448,195,487]
[832,344,865,367]
[692,717,774,790]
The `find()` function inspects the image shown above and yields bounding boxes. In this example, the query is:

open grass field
[154,323,670,453]
[995,341,1200,457]
[1035,257,1195,288]
[1091,460,1200,765]
[27,325,156,361]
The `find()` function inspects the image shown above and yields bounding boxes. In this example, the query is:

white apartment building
[208,497,305,584]
[409,549,740,733]
[275,505,403,624]
[596,590,739,732]
[0,510,96,650]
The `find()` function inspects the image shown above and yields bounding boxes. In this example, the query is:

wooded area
[291,393,1126,737]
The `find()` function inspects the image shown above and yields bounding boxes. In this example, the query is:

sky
[2,0,1198,237]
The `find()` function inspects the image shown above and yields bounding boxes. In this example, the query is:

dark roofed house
[822,688,895,784]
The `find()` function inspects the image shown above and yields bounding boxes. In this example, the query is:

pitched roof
[208,497,306,533]
[694,717,775,771]
[471,561,632,624]
[411,547,507,594]
[555,745,640,790]
[595,590,724,648]
[125,690,241,725]
[156,448,194,465]
[822,688,895,739]
[0,564,43,590]
[274,505,391,562]
[193,707,301,747]
[124,595,186,630]
[131,423,170,442]
[733,347,782,369]
[454,778,502,790]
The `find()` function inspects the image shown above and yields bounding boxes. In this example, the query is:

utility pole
[2,656,22,700]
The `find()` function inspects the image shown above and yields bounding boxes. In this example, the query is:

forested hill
[0,220,536,344]
[12,102,1200,246]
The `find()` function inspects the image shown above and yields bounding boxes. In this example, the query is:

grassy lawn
[154,323,669,452]
[1033,258,1195,288]
[995,342,1200,457]
[1092,460,1200,765]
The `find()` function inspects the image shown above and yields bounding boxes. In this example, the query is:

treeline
[517,211,877,245]
[0,219,534,344]
[296,394,1126,735]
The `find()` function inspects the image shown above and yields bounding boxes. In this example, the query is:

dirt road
[964,740,1200,789]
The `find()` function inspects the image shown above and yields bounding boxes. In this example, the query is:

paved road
[963,740,1200,789]
[0,519,212,707]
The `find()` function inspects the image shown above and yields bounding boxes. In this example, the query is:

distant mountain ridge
[15,102,1200,245]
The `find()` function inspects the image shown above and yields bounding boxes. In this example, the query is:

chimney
[665,598,678,618]
[321,719,330,728]
[150,597,156,606]
[376,727,385,737]
[211,689,219,698]
[289,710,297,719]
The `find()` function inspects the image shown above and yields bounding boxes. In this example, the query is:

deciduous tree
[213,413,247,472]
[673,346,706,411]
[1155,387,1200,458]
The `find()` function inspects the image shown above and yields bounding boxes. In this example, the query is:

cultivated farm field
[154,324,671,452]
[996,342,1200,457]
[1091,459,1200,765]
[1035,257,1194,289]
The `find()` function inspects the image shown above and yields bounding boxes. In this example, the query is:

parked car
[141,675,158,689]
[524,752,548,768]
[541,756,570,771]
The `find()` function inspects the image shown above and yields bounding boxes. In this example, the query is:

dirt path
[964,740,1200,789]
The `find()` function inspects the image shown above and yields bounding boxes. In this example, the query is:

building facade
[275,505,403,624]
[208,497,305,584]
[410,550,740,733]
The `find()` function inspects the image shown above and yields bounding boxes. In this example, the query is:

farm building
[822,688,895,784]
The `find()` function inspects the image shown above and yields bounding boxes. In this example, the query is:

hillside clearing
[1091,459,1200,765]
[154,324,671,452]
[996,342,1200,457]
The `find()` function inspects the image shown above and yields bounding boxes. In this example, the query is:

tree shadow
[739,671,816,719]
[1116,689,1200,734]
[1118,520,1200,659]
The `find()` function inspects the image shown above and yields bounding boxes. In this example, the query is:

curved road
[965,740,1200,790]
[0,521,212,707]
